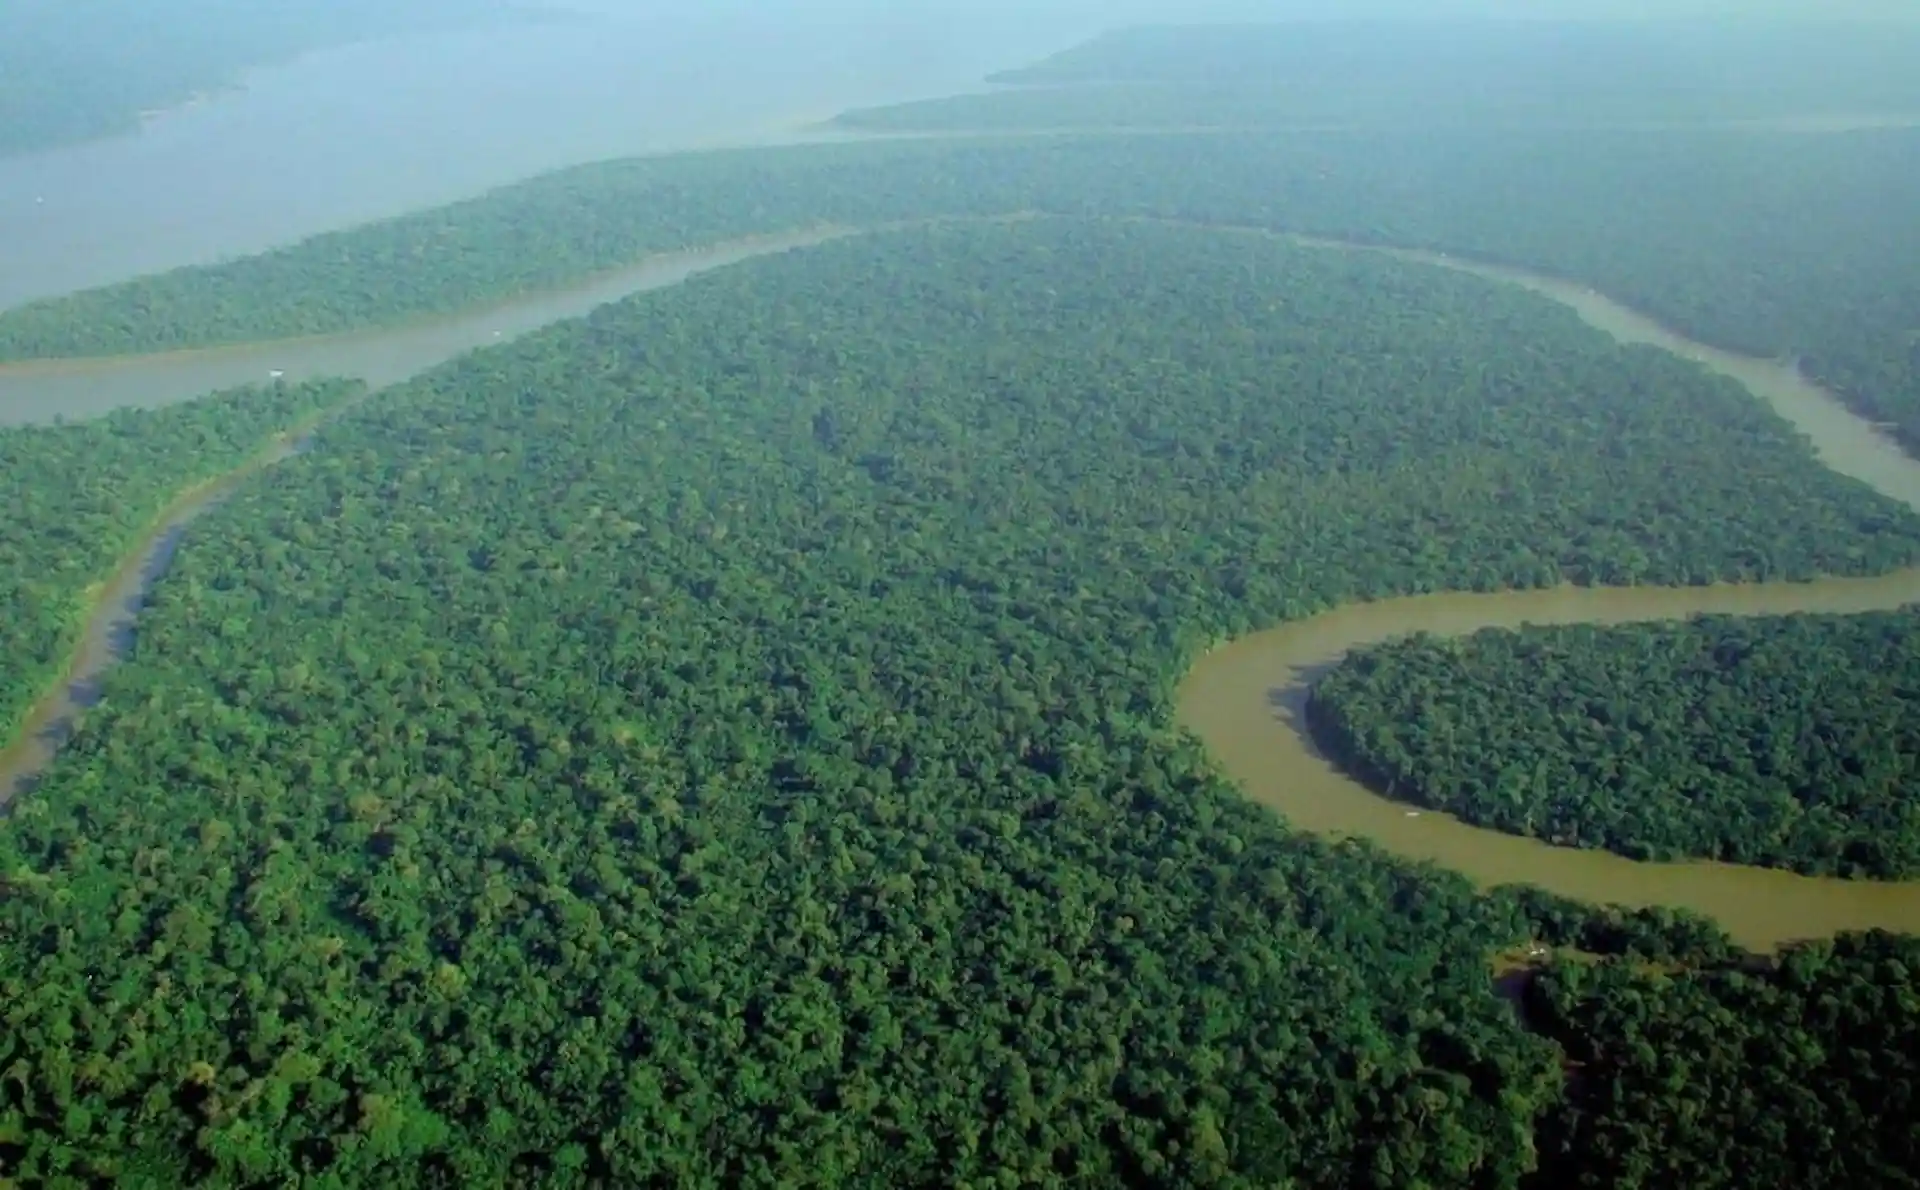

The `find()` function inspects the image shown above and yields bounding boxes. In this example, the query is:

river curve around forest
[1177,235,1920,951]
[3,215,1919,947]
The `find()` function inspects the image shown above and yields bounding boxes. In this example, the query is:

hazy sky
[551,0,1919,21]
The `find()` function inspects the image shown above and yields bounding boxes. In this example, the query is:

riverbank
[0,227,854,425]
[1173,233,1920,951]
[0,414,335,804]
[7,128,1916,457]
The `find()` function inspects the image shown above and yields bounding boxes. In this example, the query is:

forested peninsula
[2,218,1918,1185]
[1309,610,1920,878]
[8,20,1920,1185]
[2,128,1916,458]
[0,377,361,742]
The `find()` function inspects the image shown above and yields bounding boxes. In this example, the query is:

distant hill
[987,19,1920,92]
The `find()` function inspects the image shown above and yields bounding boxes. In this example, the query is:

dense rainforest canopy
[2,124,1916,459]
[2,219,1918,1185]
[0,0,531,157]
[0,377,360,741]
[1526,931,1920,1188]
[1308,610,1920,878]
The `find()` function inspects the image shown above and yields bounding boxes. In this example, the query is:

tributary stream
[4,217,1919,950]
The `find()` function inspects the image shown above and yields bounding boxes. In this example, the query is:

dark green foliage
[0,219,1914,1184]
[0,140,924,359]
[1310,611,1920,877]
[1527,932,1920,1188]
[0,377,361,736]
[1500,887,1741,968]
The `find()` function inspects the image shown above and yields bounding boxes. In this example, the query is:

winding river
[1178,240,1920,951]
[4,216,1919,949]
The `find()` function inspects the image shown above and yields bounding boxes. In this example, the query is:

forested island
[0,378,360,742]
[2,218,1918,1184]
[2,126,1916,458]
[1308,610,1920,877]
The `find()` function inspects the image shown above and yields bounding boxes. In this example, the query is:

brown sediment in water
[1175,235,1920,952]
[0,220,1052,427]
[0,227,859,384]
[1177,570,1920,953]
[0,223,966,795]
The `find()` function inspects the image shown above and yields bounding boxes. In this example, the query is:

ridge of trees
[0,377,362,741]
[829,83,1920,131]
[1,219,1915,1184]
[1,129,1915,459]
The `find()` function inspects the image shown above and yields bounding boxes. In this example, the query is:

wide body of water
[9,4,1919,312]
[0,2,1145,309]
[4,213,1920,950]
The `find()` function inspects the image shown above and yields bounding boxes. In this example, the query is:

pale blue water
[0,3,1140,307]
[7,5,1913,310]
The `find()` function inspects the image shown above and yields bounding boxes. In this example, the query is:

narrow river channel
[0,440,301,804]
[0,227,855,426]
[3,215,1918,949]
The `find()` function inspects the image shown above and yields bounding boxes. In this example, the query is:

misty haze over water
[5,0,1918,309]
[0,2,1122,307]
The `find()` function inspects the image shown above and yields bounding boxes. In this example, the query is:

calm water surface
[7,3,1916,311]
[0,4,1108,308]
[0,461,284,804]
